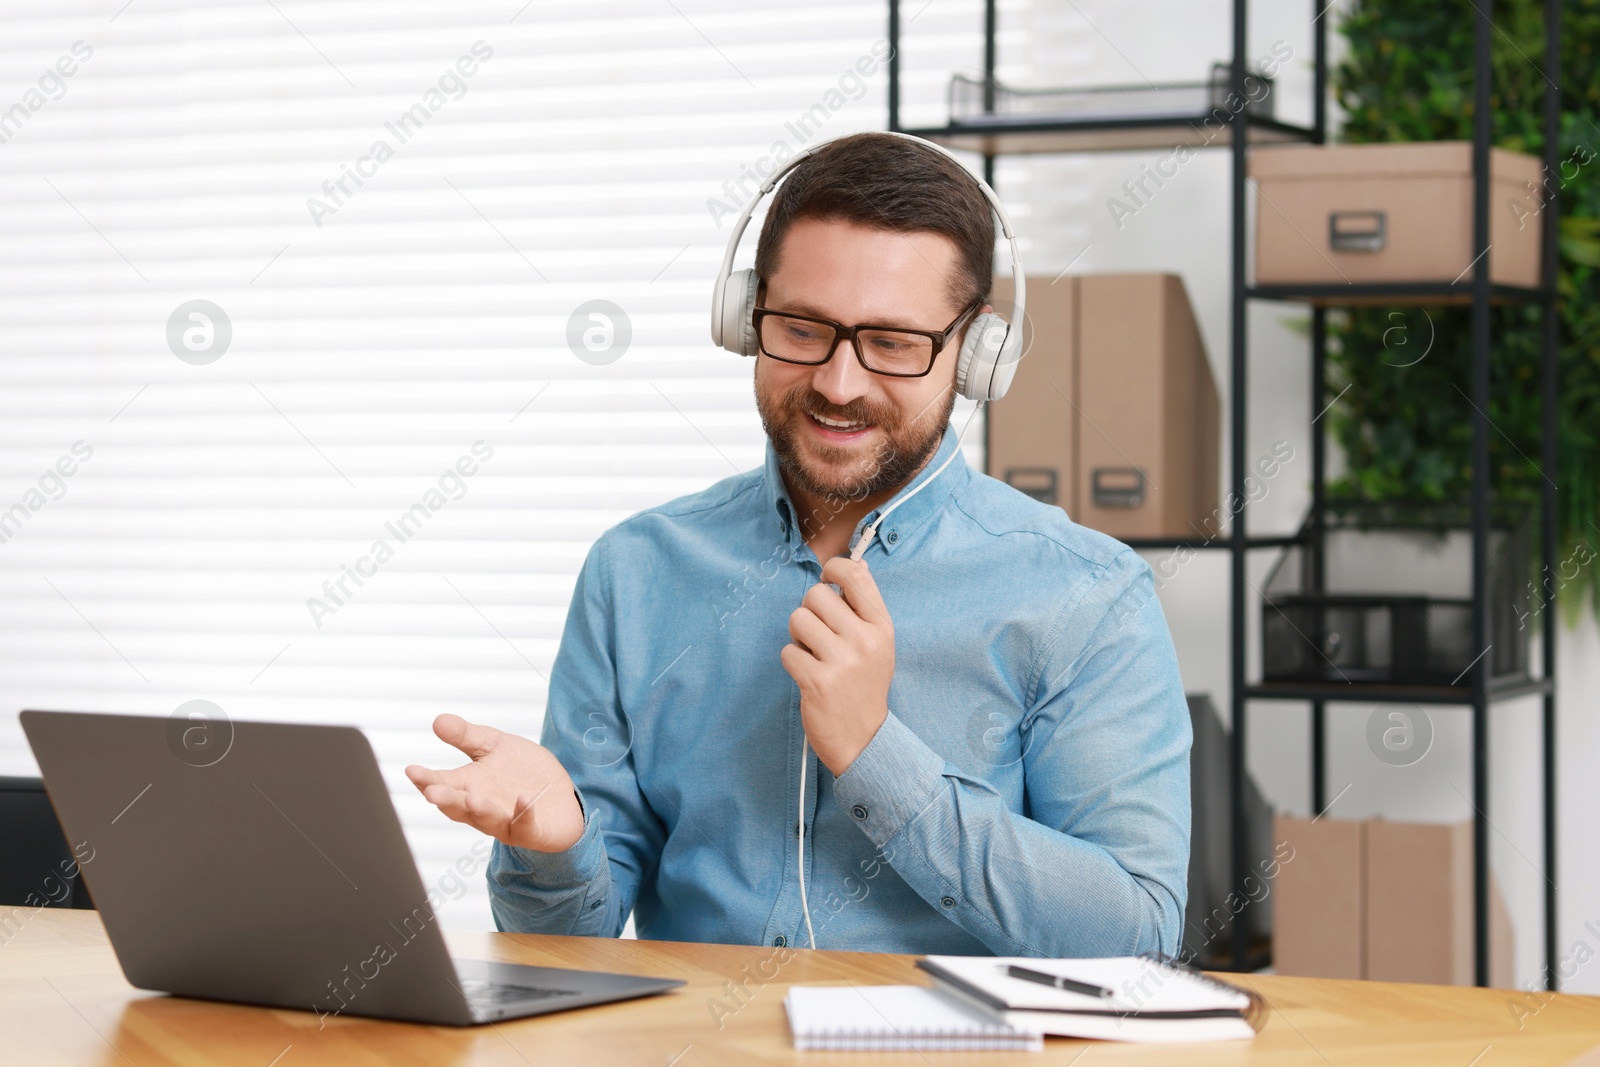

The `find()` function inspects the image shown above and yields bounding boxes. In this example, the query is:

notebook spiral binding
[795,1020,1038,1051]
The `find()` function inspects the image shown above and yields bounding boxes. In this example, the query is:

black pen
[1005,965,1116,999]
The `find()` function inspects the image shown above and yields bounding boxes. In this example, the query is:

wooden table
[4,910,1600,1066]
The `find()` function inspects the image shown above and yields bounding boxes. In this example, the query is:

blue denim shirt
[488,421,1192,957]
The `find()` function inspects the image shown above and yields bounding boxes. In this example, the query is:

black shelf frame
[1247,676,1555,707]
[899,113,1315,155]
[886,0,1561,989]
[1249,282,1556,305]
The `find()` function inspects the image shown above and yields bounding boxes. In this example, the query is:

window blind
[0,0,1001,931]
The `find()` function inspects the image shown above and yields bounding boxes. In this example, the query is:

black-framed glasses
[752,300,981,377]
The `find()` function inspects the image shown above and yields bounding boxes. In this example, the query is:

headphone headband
[709,131,1027,402]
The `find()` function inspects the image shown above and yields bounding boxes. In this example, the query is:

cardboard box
[1272,813,1366,979]
[988,272,1076,511]
[1075,274,1220,540]
[1250,142,1543,288]
[987,273,1220,540]
[1366,818,1515,989]
[1272,815,1516,987]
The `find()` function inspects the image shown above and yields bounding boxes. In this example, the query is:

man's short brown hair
[753,132,995,313]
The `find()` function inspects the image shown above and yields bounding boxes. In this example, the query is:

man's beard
[756,380,956,506]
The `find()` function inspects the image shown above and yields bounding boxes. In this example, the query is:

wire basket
[1261,501,1532,686]
[947,63,1276,126]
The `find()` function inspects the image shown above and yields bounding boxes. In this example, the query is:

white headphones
[709,131,1027,402]
[722,134,1031,949]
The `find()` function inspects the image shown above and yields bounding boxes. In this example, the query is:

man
[407,132,1192,958]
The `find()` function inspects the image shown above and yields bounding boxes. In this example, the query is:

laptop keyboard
[461,978,581,1009]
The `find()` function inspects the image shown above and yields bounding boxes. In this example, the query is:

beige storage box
[987,273,1220,541]
[1272,813,1367,979]
[1075,274,1220,540]
[1272,814,1514,987]
[989,273,1076,513]
[1250,142,1542,288]
[1365,817,1515,988]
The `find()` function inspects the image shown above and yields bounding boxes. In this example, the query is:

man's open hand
[405,714,586,853]
[781,555,894,777]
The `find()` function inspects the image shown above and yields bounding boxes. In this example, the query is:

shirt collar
[762,421,968,557]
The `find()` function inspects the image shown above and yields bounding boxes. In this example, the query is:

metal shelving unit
[887,0,1561,988]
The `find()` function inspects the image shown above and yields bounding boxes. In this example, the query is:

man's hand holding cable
[781,555,895,777]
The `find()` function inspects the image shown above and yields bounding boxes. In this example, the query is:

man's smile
[804,409,877,442]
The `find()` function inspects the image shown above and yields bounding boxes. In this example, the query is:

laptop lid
[22,709,482,1025]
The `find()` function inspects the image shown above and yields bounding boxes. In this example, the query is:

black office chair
[0,776,94,909]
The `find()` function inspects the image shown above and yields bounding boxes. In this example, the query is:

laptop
[19,709,685,1026]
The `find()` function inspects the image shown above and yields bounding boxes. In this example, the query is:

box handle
[1091,467,1146,508]
[1003,467,1058,505]
[1329,210,1386,252]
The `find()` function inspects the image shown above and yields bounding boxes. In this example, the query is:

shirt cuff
[491,784,605,887]
[831,709,945,848]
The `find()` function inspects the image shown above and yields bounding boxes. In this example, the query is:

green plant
[1328,0,1600,628]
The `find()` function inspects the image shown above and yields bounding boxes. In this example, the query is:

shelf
[894,0,1561,992]
[901,114,1313,155]
[1245,675,1552,705]
[1121,534,1304,551]
[1248,282,1555,306]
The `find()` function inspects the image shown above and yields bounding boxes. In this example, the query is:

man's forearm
[831,710,1185,958]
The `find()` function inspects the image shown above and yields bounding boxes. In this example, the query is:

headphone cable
[796,398,987,948]
[848,399,986,562]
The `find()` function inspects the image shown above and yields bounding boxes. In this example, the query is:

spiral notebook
[914,954,1266,1044]
[784,984,1044,1052]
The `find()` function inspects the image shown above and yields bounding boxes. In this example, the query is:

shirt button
[886,530,898,545]
[794,822,802,837]
[941,895,957,909]
[773,935,787,947]
[851,804,868,821]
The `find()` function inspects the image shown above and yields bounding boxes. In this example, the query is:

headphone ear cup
[955,311,1012,401]
[718,267,759,356]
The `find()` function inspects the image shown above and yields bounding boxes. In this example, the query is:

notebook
[915,954,1266,1044]
[783,984,1044,1051]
